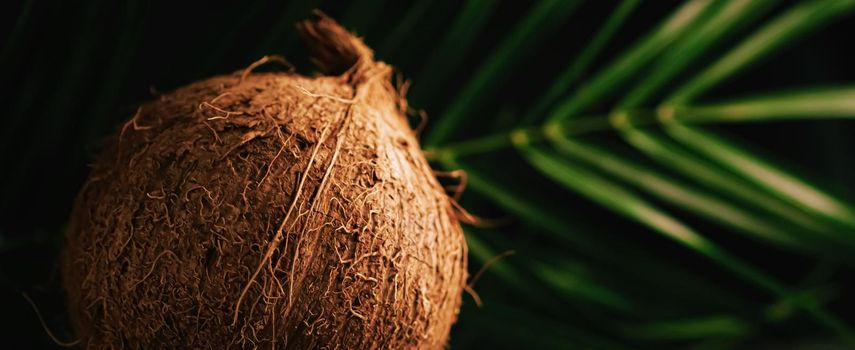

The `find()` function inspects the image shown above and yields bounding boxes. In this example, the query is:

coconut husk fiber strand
[62,12,467,349]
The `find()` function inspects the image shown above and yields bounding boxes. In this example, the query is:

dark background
[2,1,855,348]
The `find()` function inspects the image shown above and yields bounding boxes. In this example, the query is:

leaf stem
[427,111,657,160]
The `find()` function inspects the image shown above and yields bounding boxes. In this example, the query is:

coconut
[62,13,467,349]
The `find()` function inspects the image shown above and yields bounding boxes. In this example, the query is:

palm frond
[664,124,855,228]
[545,133,846,255]
[548,0,715,122]
[520,0,640,125]
[666,0,855,104]
[425,0,583,146]
[515,143,854,341]
[668,86,855,122]
[427,0,855,346]
[408,0,498,106]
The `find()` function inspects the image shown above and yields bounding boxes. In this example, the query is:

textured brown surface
[62,13,467,349]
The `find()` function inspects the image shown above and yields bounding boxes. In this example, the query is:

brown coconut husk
[62,12,467,349]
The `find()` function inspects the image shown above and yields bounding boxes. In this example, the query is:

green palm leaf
[425,0,583,146]
[669,86,855,122]
[426,0,855,346]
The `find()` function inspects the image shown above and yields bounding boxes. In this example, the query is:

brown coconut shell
[62,13,467,349]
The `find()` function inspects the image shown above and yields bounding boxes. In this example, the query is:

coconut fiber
[62,13,467,349]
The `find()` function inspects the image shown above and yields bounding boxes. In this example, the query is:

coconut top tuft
[297,11,375,77]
